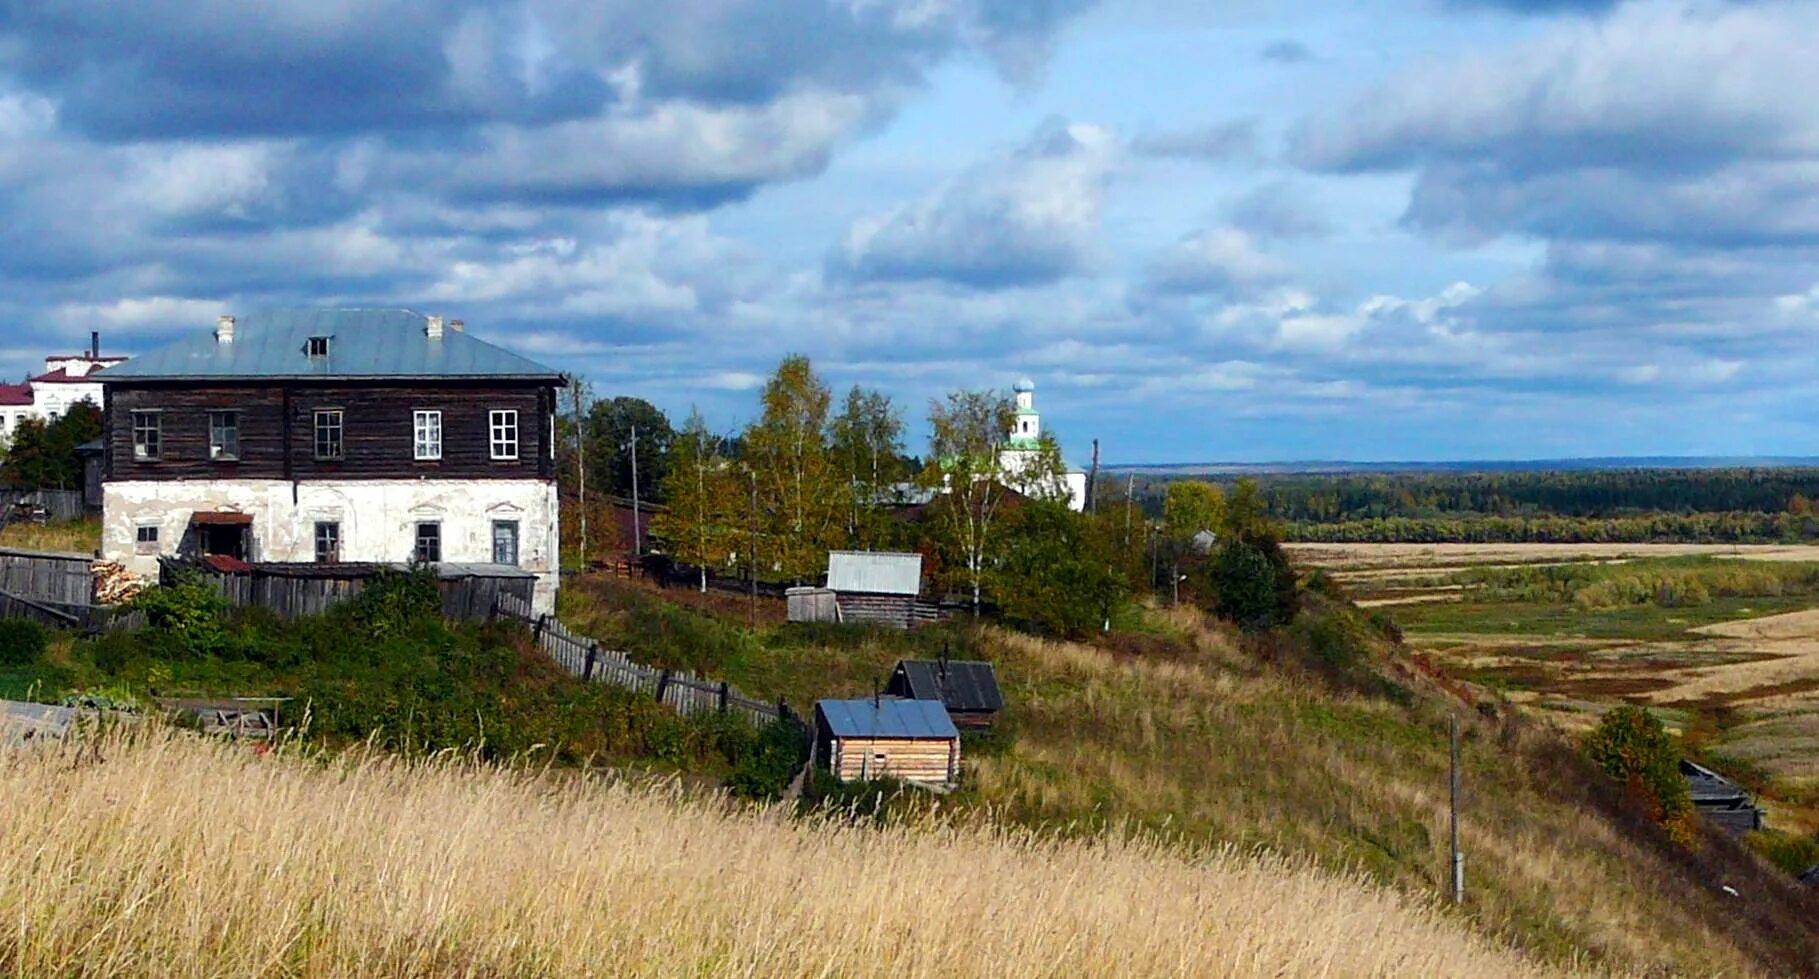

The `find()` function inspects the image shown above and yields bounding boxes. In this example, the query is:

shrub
[1583,706,1694,834]
[1205,539,1295,630]
[342,566,443,640]
[132,570,230,658]
[725,719,809,800]
[0,618,48,667]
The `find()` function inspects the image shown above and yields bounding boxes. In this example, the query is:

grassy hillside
[560,576,1819,976]
[0,728,1578,977]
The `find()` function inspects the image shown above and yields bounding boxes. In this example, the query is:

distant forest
[1120,468,1819,544]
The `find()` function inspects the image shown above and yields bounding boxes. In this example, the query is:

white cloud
[833,120,1120,287]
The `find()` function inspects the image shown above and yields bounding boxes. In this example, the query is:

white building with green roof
[998,377,1088,511]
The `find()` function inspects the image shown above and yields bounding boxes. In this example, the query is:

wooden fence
[0,546,94,607]
[163,559,534,621]
[494,591,790,730]
[0,488,87,523]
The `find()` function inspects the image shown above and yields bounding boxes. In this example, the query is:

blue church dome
[1012,376,1036,393]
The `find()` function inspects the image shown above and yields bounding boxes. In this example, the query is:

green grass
[1392,595,1815,641]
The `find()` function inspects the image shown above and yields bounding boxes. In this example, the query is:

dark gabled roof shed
[890,659,1003,714]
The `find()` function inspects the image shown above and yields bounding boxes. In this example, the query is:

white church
[999,377,1089,512]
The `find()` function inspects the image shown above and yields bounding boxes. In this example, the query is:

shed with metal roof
[822,550,926,629]
[813,697,960,789]
[888,659,1003,729]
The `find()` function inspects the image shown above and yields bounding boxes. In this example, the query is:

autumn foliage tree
[743,356,847,581]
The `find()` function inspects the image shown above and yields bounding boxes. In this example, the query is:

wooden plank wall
[162,558,531,622]
[0,489,87,522]
[494,592,793,732]
[0,547,95,606]
[830,735,957,787]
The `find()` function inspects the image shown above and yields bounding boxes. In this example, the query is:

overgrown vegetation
[1583,706,1697,845]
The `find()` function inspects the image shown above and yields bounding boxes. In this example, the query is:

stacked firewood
[91,560,146,605]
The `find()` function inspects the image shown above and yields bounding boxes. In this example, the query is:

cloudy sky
[3,0,1816,463]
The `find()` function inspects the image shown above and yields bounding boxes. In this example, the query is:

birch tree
[831,385,905,547]
[654,409,736,592]
[925,389,1016,613]
[743,355,845,581]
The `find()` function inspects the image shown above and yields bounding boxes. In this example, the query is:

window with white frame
[209,411,239,460]
[414,522,441,563]
[492,520,519,566]
[413,410,441,460]
[314,410,343,459]
[314,521,340,563]
[489,409,518,460]
[131,411,160,461]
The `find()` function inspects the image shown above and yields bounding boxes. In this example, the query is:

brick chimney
[215,315,235,344]
[426,314,444,339]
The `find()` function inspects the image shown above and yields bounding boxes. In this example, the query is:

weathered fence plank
[0,547,95,607]
[491,591,788,729]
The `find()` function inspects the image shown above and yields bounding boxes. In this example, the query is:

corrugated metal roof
[99,309,563,382]
[893,660,1003,713]
[0,699,77,746]
[816,698,958,739]
[826,550,922,596]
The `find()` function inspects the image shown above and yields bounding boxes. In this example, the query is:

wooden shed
[813,697,960,790]
[887,659,1003,729]
[826,550,923,628]
[1682,759,1765,832]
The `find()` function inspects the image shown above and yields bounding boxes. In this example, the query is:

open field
[1294,543,1819,837]
[1289,541,1819,572]
[0,728,1572,978]
[0,518,99,555]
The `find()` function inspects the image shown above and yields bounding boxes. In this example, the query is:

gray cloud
[1131,119,1257,163]
[831,121,1120,288]
[1225,181,1331,240]
[1261,40,1312,63]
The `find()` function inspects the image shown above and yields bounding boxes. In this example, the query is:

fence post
[534,614,549,643]
[584,641,598,682]
[719,680,729,713]
[655,669,670,704]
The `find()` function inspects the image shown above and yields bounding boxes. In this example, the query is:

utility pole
[1450,713,1465,905]
[748,467,758,627]
[571,376,588,569]
[1086,438,1100,514]
[629,423,642,556]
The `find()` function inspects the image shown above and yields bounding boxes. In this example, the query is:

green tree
[925,390,1017,612]
[744,355,845,581]
[1584,706,1695,840]
[1164,481,1225,542]
[1222,478,1274,544]
[654,409,740,592]
[2,400,100,489]
[993,502,1127,637]
[831,385,906,547]
[586,396,674,504]
[1205,539,1283,630]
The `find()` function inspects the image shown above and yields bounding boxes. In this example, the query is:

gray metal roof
[816,698,958,740]
[826,550,922,596]
[99,309,563,382]
[892,660,1003,713]
[0,699,77,746]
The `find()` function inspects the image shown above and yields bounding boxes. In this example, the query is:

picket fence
[493,592,791,730]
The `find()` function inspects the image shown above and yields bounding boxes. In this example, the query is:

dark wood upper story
[102,379,560,482]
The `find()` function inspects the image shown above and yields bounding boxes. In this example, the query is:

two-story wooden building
[98,309,566,612]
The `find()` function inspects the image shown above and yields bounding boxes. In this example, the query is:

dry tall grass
[0,729,1575,978]
[967,609,1814,976]
[0,517,100,554]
